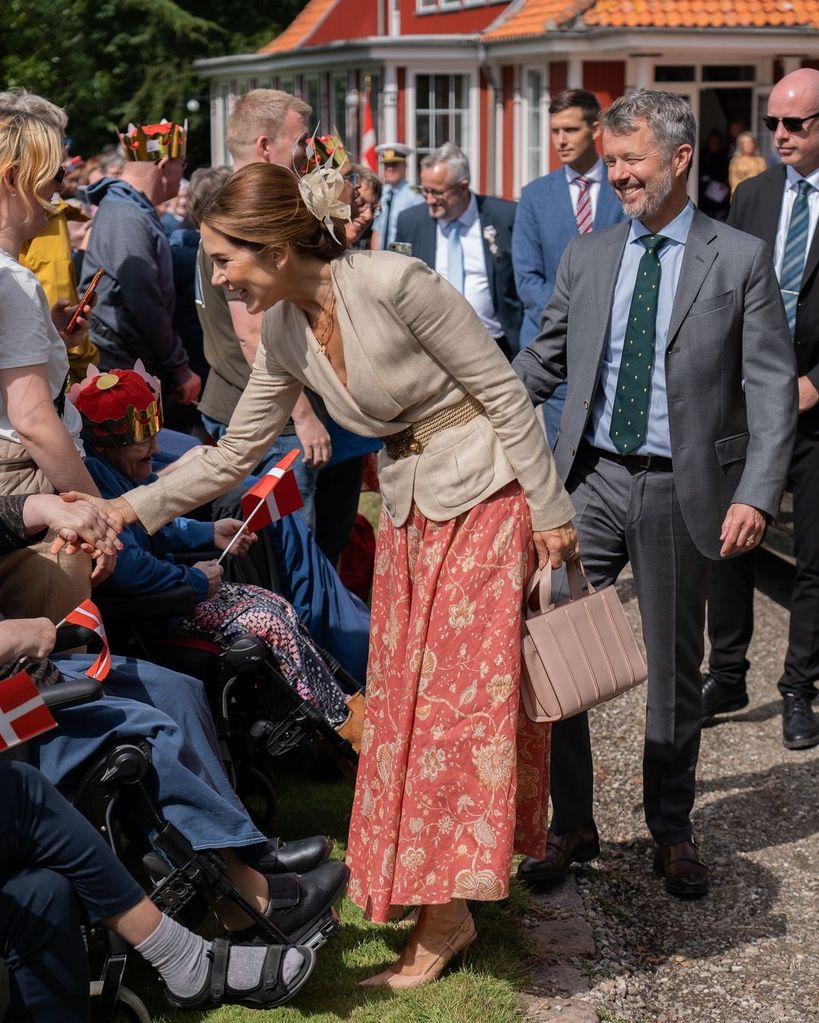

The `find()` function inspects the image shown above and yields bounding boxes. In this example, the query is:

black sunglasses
[54,166,66,185]
[763,111,819,133]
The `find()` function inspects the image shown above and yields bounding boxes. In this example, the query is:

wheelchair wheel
[237,760,278,833]
[89,981,151,1023]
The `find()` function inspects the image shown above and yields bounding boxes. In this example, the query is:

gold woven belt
[384,394,484,460]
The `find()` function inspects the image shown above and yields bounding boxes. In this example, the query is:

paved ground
[521,554,819,1023]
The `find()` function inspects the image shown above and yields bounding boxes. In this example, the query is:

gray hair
[602,89,696,158]
[0,87,68,132]
[420,142,470,184]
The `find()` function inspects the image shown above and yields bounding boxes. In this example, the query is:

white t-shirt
[0,250,83,450]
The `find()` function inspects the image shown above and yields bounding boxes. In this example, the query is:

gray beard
[618,167,675,223]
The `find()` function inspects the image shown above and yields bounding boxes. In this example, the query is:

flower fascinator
[297,129,351,245]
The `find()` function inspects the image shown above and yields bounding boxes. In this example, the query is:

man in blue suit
[513,89,625,441]
[394,142,522,359]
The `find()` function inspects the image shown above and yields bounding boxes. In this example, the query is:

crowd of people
[0,62,816,1019]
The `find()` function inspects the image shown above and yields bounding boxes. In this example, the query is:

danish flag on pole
[0,670,57,752]
[361,85,378,172]
[59,599,111,681]
[240,449,304,532]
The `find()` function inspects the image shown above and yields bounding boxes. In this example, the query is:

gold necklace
[310,286,337,356]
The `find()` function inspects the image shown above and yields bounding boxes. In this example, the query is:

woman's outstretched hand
[532,522,580,570]
[58,491,137,533]
[21,493,122,558]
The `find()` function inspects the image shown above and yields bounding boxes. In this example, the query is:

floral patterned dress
[346,481,551,922]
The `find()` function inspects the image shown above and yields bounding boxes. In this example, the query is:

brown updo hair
[196,162,346,261]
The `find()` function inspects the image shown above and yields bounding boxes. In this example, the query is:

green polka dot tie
[609,234,669,454]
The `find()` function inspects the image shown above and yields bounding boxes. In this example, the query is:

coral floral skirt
[346,481,551,922]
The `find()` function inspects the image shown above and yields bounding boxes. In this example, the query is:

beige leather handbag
[520,561,647,723]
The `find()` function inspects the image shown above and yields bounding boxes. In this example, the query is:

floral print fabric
[346,482,551,922]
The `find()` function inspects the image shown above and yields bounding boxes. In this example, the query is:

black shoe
[230,860,349,949]
[253,836,333,875]
[653,840,709,898]
[517,821,600,888]
[782,693,819,750]
[701,672,749,725]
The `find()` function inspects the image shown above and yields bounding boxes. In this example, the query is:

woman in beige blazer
[73,162,577,988]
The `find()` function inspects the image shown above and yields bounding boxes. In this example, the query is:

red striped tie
[575,176,593,234]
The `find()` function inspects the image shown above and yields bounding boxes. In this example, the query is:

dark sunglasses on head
[54,166,66,185]
[763,111,819,133]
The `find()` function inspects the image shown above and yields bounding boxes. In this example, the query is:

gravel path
[524,557,819,1023]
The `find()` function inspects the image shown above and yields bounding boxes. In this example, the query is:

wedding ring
[565,547,576,558]
[744,536,755,546]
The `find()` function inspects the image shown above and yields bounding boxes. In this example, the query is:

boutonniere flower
[483,224,499,257]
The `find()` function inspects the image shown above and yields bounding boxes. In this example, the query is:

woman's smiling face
[201,222,279,315]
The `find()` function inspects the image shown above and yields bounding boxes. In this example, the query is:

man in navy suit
[513,89,625,442]
[394,142,521,360]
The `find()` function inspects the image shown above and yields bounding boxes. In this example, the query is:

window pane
[416,116,430,150]
[452,74,465,109]
[435,76,449,109]
[702,65,755,82]
[416,74,430,109]
[654,65,695,82]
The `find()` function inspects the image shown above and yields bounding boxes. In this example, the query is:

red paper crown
[68,365,162,447]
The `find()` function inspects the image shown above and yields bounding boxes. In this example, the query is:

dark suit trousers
[549,448,710,845]
[707,429,819,698]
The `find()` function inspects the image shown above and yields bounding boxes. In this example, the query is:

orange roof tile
[258,0,340,54]
[483,0,819,40]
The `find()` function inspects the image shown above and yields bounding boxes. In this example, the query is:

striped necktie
[575,176,593,234]
[780,179,813,336]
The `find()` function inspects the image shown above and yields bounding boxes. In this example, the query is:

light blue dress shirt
[585,200,696,458]
[373,179,425,249]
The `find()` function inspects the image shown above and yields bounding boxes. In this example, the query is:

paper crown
[119,119,187,162]
[68,363,162,447]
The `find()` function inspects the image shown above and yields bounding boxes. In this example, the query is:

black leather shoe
[782,693,819,750]
[517,821,600,887]
[701,672,748,725]
[653,839,709,898]
[253,836,333,875]
[230,860,349,948]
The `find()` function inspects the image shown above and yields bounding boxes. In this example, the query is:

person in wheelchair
[70,365,365,752]
[0,758,316,1018]
[0,493,349,951]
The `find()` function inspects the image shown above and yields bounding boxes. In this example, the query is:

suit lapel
[593,224,629,361]
[803,191,819,289]
[754,167,786,250]
[417,213,437,269]
[476,194,497,295]
[555,174,577,238]
[666,210,718,346]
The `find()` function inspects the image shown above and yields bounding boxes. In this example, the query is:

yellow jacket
[19,201,99,385]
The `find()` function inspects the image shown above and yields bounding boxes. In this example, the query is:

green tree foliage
[0,0,308,167]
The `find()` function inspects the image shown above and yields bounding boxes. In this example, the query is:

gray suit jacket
[514,208,798,560]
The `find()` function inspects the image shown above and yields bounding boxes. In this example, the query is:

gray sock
[135,913,305,998]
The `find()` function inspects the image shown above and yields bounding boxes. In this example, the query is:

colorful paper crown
[119,119,187,162]
[68,363,162,447]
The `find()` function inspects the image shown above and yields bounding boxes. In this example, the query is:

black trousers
[707,429,819,698]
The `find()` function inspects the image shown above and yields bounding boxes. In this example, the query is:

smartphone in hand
[66,267,105,334]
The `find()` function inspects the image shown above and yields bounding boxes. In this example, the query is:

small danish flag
[240,449,304,532]
[0,670,57,752]
[58,599,111,681]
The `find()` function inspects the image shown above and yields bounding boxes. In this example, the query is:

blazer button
[583,400,590,410]
[409,440,422,455]
[570,446,576,456]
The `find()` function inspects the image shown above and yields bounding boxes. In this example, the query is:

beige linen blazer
[126,251,573,535]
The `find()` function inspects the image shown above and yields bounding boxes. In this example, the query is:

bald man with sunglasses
[704,68,819,751]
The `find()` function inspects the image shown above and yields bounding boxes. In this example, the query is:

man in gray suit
[514,90,796,898]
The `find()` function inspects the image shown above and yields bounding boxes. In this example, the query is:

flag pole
[216,493,266,566]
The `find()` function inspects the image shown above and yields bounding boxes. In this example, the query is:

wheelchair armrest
[96,585,200,622]
[40,677,103,708]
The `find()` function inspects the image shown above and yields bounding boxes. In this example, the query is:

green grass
[123,765,535,1023]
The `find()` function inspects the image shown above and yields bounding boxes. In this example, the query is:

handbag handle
[524,559,595,614]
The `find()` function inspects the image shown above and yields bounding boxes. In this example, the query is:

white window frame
[407,69,478,185]
[521,65,549,190]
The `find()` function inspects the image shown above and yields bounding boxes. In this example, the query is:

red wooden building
[195,0,819,199]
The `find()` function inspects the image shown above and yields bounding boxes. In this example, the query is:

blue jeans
[32,655,266,853]
[0,761,145,1022]
[201,414,318,531]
